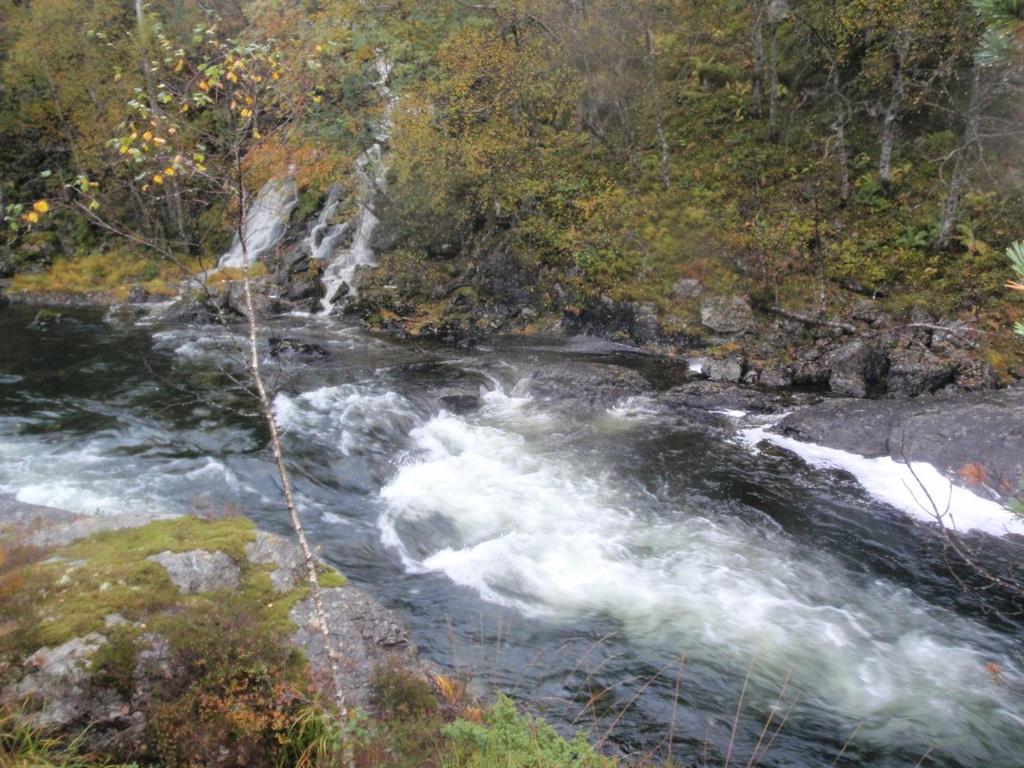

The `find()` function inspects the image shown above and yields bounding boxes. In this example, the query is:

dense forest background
[1,0,1023,352]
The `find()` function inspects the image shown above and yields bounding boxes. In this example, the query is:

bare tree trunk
[830,66,851,206]
[879,32,910,191]
[767,17,780,140]
[938,61,981,250]
[231,151,349,727]
[645,29,671,191]
[751,0,766,114]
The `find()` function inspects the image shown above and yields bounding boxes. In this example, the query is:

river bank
[2,292,1023,767]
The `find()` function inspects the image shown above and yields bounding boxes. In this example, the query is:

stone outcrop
[146,550,241,594]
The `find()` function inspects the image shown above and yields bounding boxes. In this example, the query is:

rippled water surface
[1,304,1022,767]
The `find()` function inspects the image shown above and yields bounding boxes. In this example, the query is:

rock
[285,274,325,303]
[0,496,163,549]
[700,295,754,335]
[672,278,702,300]
[826,339,888,398]
[162,294,220,325]
[246,531,304,593]
[226,283,277,321]
[775,387,1024,501]
[146,550,240,594]
[290,586,421,708]
[702,357,744,383]
[268,337,331,360]
[886,347,956,397]
[759,365,794,389]
[565,296,662,345]
[28,308,63,329]
[658,380,816,415]
[3,633,125,730]
[514,362,653,409]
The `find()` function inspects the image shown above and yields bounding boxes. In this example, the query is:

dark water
[1,304,1022,767]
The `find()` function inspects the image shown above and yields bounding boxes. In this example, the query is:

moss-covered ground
[0,516,630,768]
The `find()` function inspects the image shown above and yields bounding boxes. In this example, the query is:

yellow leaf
[152,174,164,185]
[174,59,184,73]
[153,136,166,145]
[142,131,153,142]
[119,145,129,154]
[195,163,206,173]
[32,200,49,213]
[252,128,261,139]
[226,71,238,83]
[271,71,280,80]
[240,108,252,118]
[24,211,39,223]
[180,103,190,113]
[315,44,323,54]
[164,167,175,177]
[312,95,322,104]
[113,72,122,82]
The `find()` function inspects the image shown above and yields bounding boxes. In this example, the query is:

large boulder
[246,531,305,592]
[702,356,744,383]
[3,634,125,730]
[146,550,241,594]
[700,295,754,335]
[886,346,956,397]
[826,339,888,398]
[290,586,421,708]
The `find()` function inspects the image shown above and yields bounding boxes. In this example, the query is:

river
[1,303,1021,767]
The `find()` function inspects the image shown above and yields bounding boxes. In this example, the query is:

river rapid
[1,303,1022,767]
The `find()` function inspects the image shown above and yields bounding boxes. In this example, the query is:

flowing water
[1,304,1022,767]
[218,177,299,269]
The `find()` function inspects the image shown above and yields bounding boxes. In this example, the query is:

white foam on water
[0,425,239,518]
[740,426,1024,536]
[379,408,1024,754]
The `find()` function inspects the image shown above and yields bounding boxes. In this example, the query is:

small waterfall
[316,146,385,313]
[314,56,393,315]
[218,177,298,269]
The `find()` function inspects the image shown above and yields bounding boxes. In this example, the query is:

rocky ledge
[0,500,433,758]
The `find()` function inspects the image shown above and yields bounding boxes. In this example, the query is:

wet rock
[702,357,744,383]
[3,634,126,730]
[775,387,1024,501]
[826,339,888,398]
[515,362,653,409]
[146,550,240,594]
[672,278,702,300]
[565,296,662,345]
[886,346,956,397]
[658,380,813,415]
[285,274,325,303]
[0,290,8,308]
[246,531,304,592]
[28,308,64,329]
[162,294,221,325]
[268,337,331,360]
[290,586,421,708]
[700,295,754,335]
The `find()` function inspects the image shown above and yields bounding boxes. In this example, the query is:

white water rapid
[378,389,1024,764]
[313,57,394,313]
[218,176,298,268]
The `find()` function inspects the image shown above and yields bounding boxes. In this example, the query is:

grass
[8,248,193,300]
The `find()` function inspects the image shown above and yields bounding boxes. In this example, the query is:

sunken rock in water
[146,550,240,594]
[516,362,653,408]
[268,336,331,360]
[700,295,755,335]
